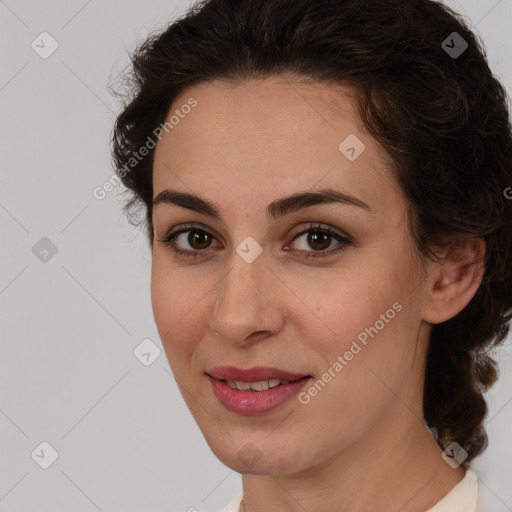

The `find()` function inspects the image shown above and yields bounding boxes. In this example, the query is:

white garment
[219,468,478,512]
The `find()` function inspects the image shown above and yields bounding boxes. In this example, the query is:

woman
[111,0,512,510]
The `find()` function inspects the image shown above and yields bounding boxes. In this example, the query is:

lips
[206,366,309,382]
[206,366,312,415]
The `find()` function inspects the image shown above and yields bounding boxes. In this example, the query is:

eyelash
[157,223,352,259]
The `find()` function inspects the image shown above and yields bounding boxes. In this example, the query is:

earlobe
[422,238,486,324]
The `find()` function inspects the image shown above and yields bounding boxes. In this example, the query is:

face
[151,76,432,476]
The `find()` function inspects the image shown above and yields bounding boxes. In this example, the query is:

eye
[156,222,352,259]
[157,224,221,258]
[286,223,352,258]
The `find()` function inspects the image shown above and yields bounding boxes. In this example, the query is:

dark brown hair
[111,0,512,461]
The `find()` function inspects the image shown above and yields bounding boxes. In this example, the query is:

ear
[421,237,486,324]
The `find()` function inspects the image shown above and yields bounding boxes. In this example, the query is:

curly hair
[110,0,512,461]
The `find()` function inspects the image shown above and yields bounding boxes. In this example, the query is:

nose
[209,249,285,347]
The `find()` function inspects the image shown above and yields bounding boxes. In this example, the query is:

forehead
[152,76,403,221]
[159,77,365,150]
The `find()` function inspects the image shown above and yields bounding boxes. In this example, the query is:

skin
[150,76,485,512]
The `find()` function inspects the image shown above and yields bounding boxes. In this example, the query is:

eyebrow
[152,187,371,220]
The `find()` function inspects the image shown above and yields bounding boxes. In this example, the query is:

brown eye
[187,229,212,250]
[289,224,352,258]
[306,230,332,251]
[157,224,221,258]
[158,223,351,260]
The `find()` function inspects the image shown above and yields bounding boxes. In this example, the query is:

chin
[206,433,311,475]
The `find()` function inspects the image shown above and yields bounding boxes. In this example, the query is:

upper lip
[207,366,310,382]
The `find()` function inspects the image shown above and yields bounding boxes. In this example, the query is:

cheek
[150,258,209,367]
[294,271,417,422]
[289,256,413,389]
[288,262,396,347]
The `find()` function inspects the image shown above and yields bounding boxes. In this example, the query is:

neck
[238,401,465,512]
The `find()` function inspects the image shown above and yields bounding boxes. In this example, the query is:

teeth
[250,380,269,391]
[224,379,291,391]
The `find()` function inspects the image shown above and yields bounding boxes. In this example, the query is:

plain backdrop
[1,1,511,511]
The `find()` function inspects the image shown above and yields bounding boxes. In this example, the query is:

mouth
[219,377,302,392]
[206,365,310,383]
[206,366,312,415]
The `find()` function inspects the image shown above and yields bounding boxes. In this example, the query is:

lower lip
[208,376,312,415]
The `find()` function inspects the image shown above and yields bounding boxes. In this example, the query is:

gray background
[1,1,511,511]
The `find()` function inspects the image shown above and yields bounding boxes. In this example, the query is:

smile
[206,366,312,415]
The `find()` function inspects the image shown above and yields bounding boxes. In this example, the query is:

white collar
[426,469,478,512]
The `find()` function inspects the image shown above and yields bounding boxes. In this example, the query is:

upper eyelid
[164,223,223,243]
